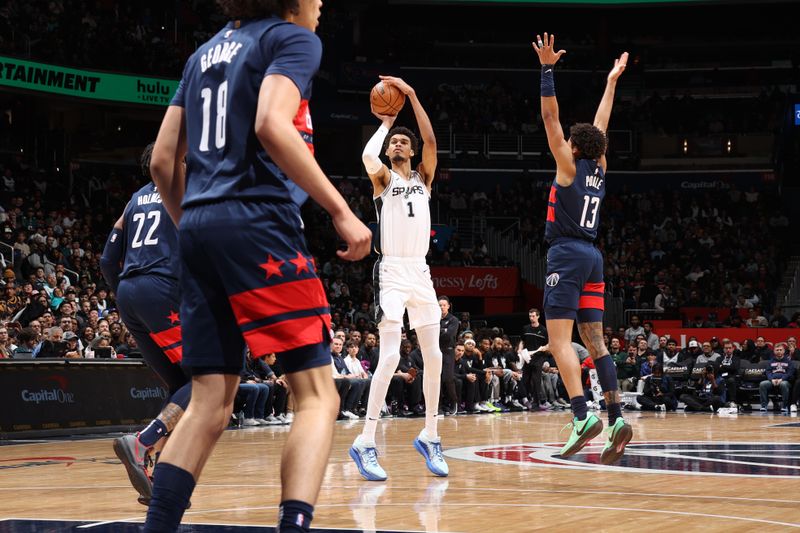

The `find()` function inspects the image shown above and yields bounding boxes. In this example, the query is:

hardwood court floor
[1,410,799,532]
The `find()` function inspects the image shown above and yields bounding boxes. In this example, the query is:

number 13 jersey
[373,169,431,258]
[545,159,606,244]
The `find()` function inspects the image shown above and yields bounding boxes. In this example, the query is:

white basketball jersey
[373,170,431,258]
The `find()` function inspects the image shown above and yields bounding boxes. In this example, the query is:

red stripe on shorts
[164,346,183,364]
[582,282,605,293]
[150,326,182,348]
[244,314,332,357]
[578,295,605,310]
[229,278,329,326]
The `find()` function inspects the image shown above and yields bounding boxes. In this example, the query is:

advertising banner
[0,55,178,106]
[431,267,520,297]
[0,362,165,434]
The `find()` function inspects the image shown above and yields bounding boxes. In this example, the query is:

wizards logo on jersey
[293,99,314,154]
[445,441,800,478]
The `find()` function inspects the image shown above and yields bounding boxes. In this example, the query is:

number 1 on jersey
[406,202,415,217]
[199,80,228,152]
[580,195,600,229]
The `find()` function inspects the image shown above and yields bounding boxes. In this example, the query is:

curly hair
[569,123,607,160]
[216,0,299,19]
[383,127,419,154]
[140,142,155,178]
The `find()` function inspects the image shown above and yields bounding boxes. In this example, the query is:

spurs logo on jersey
[373,170,430,257]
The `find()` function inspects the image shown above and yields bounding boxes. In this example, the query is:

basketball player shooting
[349,75,448,480]
[533,32,632,464]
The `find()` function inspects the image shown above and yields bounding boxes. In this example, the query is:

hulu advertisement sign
[0,55,178,106]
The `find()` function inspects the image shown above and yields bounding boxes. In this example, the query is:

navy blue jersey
[171,17,321,208]
[545,159,606,243]
[119,183,180,281]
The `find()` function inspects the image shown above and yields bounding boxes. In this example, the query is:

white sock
[360,322,402,443]
[416,323,442,440]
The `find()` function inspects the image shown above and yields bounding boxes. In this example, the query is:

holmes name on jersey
[200,41,244,73]
[137,191,163,206]
[391,185,425,198]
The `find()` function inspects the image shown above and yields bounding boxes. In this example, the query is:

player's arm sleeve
[362,125,389,175]
[170,58,191,107]
[263,26,322,95]
[100,227,124,293]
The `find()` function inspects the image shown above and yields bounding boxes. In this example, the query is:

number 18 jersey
[545,159,606,244]
[170,17,321,209]
[373,170,430,258]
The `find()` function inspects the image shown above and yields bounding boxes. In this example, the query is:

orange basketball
[370,81,406,116]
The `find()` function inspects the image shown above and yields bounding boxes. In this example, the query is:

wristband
[541,64,555,97]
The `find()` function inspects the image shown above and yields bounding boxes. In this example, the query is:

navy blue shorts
[543,239,605,323]
[178,200,332,375]
[116,275,188,394]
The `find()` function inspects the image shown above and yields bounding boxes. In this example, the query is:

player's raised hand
[333,211,372,261]
[371,103,398,126]
[532,32,566,65]
[607,52,629,83]
[379,75,415,96]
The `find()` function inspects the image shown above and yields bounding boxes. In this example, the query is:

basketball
[370,81,406,116]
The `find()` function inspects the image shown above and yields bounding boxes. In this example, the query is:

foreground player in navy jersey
[533,32,632,464]
[100,143,191,506]
[145,0,371,531]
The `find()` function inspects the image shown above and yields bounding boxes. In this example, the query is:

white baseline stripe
[71,501,800,531]
[337,502,800,529]
[6,482,800,505]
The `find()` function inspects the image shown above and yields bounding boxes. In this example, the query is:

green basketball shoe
[559,413,603,458]
[600,417,633,465]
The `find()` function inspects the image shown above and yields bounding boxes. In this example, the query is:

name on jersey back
[586,174,603,190]
[200,41,244,73]
[137,192,162,206]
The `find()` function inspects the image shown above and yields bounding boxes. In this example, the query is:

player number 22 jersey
[373,170,431,258]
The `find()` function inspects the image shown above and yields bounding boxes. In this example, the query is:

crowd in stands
[431,172,788,322]
[1,1,796,427]
[0,0,218,77]
[2,150,797,422]
[0,147,791,370]
[427,82,787,138]
[253,309,800,424]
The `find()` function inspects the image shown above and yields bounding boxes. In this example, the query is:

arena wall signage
[431,267,520,297]
[0,361,164,436]
[0,55,178,106]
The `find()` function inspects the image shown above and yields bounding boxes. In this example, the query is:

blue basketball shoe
[349,436,387,481]
[413,430,449,477]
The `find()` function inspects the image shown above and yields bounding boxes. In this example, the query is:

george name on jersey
[585,175,604,190]
[200,41,244,73]
[391,185,425,197]
[137,192,162,206]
